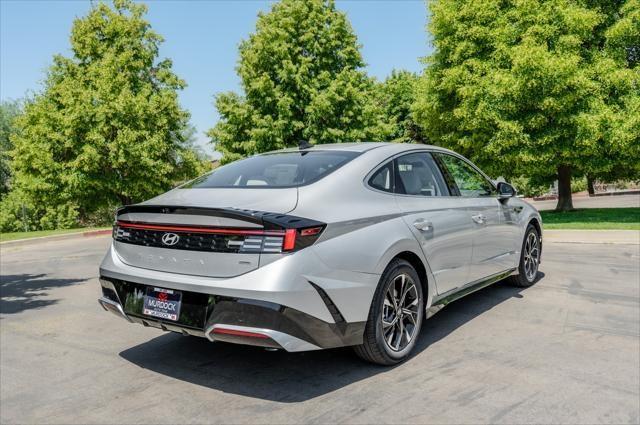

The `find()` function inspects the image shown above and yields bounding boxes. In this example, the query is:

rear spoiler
[116,205,323,231]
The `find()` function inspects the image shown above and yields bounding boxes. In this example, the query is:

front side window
[394,152,449,196]
[436,153,496,197]
[184,151,359,188]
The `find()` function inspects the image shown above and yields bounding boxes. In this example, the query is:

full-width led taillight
[113,220,325,254]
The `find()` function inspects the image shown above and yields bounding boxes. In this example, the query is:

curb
[591,190,640,197]
[0,229,111,248]
[544,230,639,245]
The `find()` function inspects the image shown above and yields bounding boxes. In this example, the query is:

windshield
[184,151,360,188]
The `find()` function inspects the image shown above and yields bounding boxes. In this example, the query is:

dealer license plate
[143,287,182,321]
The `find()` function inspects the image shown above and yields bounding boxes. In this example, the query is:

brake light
[282,229,297,251]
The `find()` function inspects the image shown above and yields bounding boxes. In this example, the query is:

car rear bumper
[100,242,379,323]
[98,276,366,352]
[98,238,379,351]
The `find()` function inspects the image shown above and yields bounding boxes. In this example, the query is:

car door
[384,151,474,295]
[434,153,513,282]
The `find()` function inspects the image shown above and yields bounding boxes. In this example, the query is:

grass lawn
[0,227,110,242]
[540,208,640,230]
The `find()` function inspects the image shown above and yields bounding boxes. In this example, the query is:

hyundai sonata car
[99,142,542,365]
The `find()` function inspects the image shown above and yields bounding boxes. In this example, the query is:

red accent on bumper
[210,327,270,339]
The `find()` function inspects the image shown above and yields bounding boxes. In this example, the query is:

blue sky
[1,0,431,154]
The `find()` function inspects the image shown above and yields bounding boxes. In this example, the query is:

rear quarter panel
[292,147,439,318]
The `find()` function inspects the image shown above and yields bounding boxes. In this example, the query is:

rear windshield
[184,151,360,188]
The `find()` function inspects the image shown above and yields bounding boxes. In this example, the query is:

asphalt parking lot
[1,235,639,424]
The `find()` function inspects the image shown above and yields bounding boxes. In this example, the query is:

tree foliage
[209,0,388,163]
[4,0,203,231]
[0,100,22,197]
[375,70,426,143]
[414,0,640,210]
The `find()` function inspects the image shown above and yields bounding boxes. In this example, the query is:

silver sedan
[99,142,542,365]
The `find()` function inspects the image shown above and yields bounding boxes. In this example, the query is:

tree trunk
[118,194,132,206]
[587,175,595,196]
[555,165,574,211]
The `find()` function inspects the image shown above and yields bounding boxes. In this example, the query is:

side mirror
[497,182,516,200]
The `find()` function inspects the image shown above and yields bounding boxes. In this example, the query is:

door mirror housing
[497,182,516,200]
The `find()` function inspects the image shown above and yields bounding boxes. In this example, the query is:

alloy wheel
[381,273,420,352]
[523,231,540,281]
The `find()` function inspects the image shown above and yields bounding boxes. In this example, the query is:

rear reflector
[300,226,323,237]
[211,327,269,339]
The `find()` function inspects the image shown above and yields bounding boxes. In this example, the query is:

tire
[354,259,424,365]
[508,224,541,287]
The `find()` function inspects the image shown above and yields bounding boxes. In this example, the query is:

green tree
[375,70,426,143]
[209,0,388,163]
[578,0,640,185]
[0,99,22,197]
[6,0,201,231]
[414,0,640,211]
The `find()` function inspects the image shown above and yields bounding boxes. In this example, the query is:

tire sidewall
[373,261,424,361]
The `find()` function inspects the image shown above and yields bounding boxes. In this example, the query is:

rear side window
[184,151,359,188]
[368,161,394,193]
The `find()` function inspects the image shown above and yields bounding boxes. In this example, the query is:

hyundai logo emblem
[161,233,180,246]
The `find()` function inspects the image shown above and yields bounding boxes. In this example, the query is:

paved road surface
[529,194,640,211]
[1,235,639,424]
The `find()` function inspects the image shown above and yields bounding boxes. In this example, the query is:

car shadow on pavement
[0,273,89,314]
[119,276,542,402]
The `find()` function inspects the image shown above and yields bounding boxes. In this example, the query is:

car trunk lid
[112,188,299,278]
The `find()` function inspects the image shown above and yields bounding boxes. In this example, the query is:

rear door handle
[413,219,433,232]
[471,214,486,224]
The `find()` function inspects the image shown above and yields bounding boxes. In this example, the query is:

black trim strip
[433,269,516,306]
[308,281,346,324]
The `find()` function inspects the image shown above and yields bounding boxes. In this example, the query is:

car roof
[265,142,456,155]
